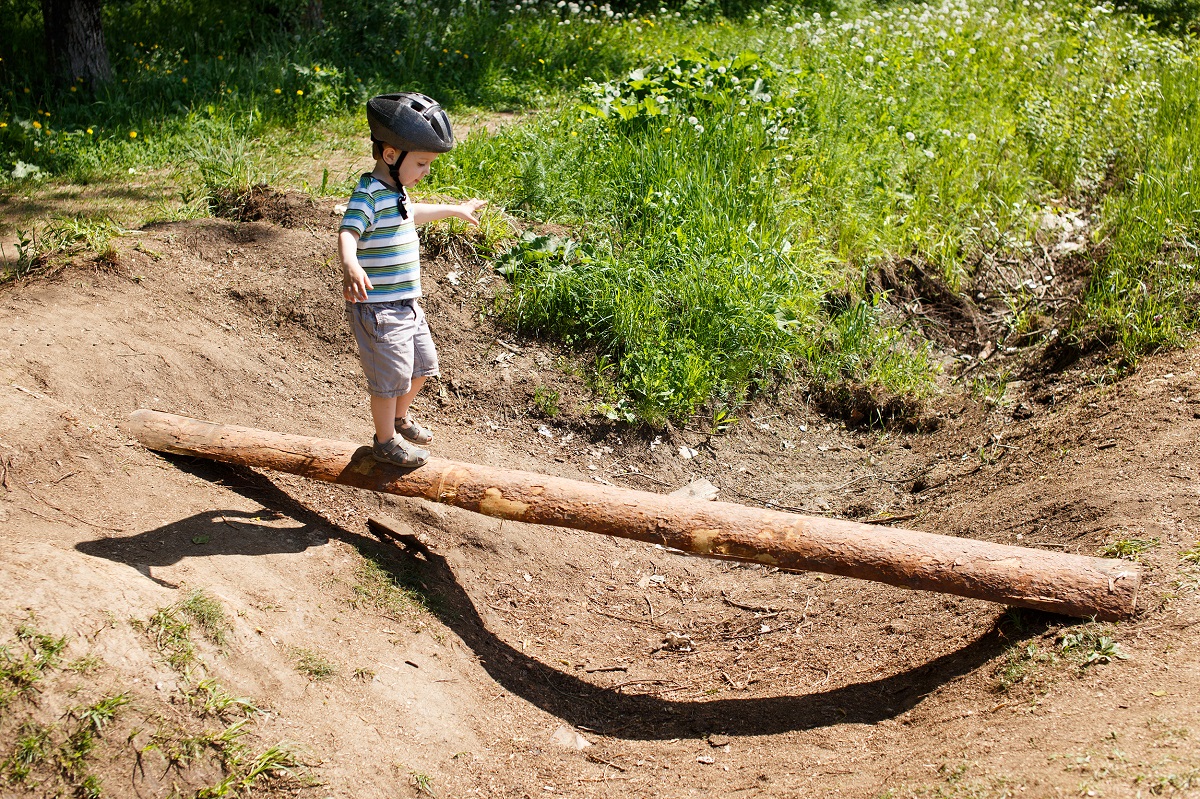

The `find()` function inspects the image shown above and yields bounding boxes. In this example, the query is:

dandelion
[967,132,976,141]
[297,89,304,95]
[182,77,187,83]
[663,127,672,134]
[129,130,138,138]
[0,122,6,128]
[923,149,935,158]
[70,86,78,92]
[86,128,93,134]
[905,131,916,141]
[274,88,281,94]
[865,55,875,64]
[32,121,41,129]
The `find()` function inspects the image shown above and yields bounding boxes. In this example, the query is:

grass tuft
[290,648,337,681]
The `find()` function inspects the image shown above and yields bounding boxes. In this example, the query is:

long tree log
[127,410,1140,621]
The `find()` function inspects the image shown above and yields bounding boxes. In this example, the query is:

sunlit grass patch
[0,624,68,708]
[290,647,337,681]
[136,589,229,671]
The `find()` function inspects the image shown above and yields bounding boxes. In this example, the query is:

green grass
[290,647,337,681]
[178,589,232,647]
[1098,537,1159,560]
[136,589,230,670]
[0,624,68,708]
[350,550,430,619]
[185,679,259,719]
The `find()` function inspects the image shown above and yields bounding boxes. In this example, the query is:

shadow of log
[77,455,1044,740]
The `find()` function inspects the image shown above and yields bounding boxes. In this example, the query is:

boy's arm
[339,229,372,303]
[410,199,488,227]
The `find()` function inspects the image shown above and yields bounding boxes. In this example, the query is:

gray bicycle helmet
[367,92,455,184]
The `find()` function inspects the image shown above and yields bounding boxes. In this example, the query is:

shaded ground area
[1,199,1198,797]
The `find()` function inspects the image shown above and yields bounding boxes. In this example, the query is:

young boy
[339,92,486,467]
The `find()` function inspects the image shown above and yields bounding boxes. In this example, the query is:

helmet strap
[378,143,410,219]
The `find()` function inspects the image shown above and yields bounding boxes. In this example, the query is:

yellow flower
[70,86,78,92]
[463,53,468,59]
[274,88,281,94]
[217,55,223,60]
[129,130,138,138]
[296,89,304,96]
[32,121,41,129]
[24,87,30,93]
[86,128,93,134]
[0,122,7,128]
[539,58,545,64]
[663,127,672,134]
[181,77,187,83]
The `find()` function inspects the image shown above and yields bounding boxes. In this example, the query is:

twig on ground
[720,592,777,614]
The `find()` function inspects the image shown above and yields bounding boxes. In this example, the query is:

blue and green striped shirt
[339,174,421,302]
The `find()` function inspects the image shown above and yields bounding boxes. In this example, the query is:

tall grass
[432,0,1197,420]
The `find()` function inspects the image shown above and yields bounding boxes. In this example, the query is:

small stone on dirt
[549,725,591,750]
[697,755,715,765]
[679,445,699,459]
[662,632,695,652]
[886,620,912,635]
[707,735,732,748]
[670,477,718,501]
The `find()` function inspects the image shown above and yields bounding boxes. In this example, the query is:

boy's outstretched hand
[454,199,488,226]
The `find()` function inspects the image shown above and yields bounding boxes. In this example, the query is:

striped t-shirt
[339,174,421,302]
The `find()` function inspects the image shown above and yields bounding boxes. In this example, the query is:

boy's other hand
[343,263,373,302]
[455,199,489,226]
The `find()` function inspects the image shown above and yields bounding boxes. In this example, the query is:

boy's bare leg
[395,376,426,424]
[370,395,400,443]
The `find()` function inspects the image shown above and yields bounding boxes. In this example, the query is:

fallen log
[127,409,1140,621]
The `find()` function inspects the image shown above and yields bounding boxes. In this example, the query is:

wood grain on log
[127,410,1141,621]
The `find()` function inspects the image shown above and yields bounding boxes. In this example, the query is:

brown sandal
[372,434,429,468]
[395,416,434,445]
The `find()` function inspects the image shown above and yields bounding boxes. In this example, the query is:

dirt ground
[1,193,1198,799]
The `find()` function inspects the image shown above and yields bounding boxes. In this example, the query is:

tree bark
[42,0,111,89]
[127,410,1142,621]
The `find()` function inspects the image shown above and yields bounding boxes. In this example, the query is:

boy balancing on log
[339,93,486,467]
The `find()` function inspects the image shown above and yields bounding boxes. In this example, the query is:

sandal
[395,415,434,445]
[372,434,429,468]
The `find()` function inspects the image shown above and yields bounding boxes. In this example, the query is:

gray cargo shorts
[346,298,440,398]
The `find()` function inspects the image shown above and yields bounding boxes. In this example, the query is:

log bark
[127,409,1141,621]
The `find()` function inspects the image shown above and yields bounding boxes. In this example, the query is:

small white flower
[864,54,875,63]
[946,49,955,56]
[967,132,977,141]
[923,149,936,158]
[905,131,916,141]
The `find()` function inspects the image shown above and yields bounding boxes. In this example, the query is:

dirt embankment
[1,195,1198,798]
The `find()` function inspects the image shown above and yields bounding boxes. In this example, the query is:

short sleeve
[340,183,376,236]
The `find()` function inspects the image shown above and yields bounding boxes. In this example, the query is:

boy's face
[386,148,439,187]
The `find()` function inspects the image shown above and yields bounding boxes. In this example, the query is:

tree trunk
[42,0,111,89]
[126,410,1142,621]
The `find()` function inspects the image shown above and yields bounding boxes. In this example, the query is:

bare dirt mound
[2,203,1198,798]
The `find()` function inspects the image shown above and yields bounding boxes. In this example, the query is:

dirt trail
[1,199,1198,798]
